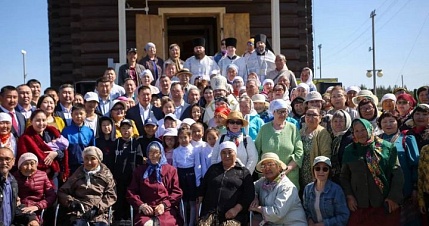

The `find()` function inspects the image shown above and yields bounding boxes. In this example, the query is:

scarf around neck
[83,165,101,187]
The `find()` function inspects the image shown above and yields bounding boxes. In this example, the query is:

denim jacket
[303,180,350,226]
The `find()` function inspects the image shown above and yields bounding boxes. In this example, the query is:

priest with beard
[236,34,276,82]
[184,37,220,84]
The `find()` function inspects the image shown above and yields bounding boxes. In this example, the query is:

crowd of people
[0,33,429,226]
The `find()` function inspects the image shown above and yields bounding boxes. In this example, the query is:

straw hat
[224,111,248,127]
[256,152,287,172]
[352,90,379,106]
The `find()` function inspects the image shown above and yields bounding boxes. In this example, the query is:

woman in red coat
[14,153,56,224]
[17,110,69,183]
[127,141,183,226]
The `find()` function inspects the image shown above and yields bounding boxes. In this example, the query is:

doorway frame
[158,7,226,58]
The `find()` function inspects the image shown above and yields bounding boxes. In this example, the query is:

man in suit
[54,84,75,126]
[15,84,35,120]
[125,85,163,135]
[0,86,26,137]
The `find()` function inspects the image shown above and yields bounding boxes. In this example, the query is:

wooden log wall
[48,0,313,88]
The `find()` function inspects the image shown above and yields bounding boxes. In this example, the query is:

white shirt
[111,83,126,97]
[172,144,202,186]
[139,103,151,123]
[217,55,241,76]
[184,55,220,84]
[60,103,73,126]
[84,116,98,135]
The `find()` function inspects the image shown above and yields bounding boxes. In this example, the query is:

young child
[138,118,162,157]
[95,116,116,168]
[180,118,196,130]
[173,128,201,226]
[200,128,219,178]
[61,103,95,174]
[190,122,206,148]
[110,119,144,224]
[162,128,178,165]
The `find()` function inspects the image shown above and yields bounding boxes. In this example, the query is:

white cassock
[235,50,276,82]
[217,55,241,76]
[184,55,220,84]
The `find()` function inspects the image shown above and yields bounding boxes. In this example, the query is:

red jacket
[14,170,56,210]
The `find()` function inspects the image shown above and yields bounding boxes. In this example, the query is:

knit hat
[304,91,325,104]
[145,42,156,51]
[219,141,237,154]
[214,106,231,118]
[82,146,103,162]
[397,93,416,108]
[0,112,12,123]
[18,153,38,169]
[380,93,396,105]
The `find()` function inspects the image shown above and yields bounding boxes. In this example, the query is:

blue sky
[0,0,428,91]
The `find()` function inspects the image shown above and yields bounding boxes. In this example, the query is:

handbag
[198,212,241,226]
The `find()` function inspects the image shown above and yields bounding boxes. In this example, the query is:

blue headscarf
[143,141,167,183]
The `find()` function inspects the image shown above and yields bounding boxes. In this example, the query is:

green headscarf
[352,118,373,145]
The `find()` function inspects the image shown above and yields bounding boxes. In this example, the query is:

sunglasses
[228,120,243,125]
[397,100,409,105]
[315,166,329,172]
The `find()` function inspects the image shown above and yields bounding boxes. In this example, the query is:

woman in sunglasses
[303,156,349,226]
[340,118,404,225]
[211,111,258,174]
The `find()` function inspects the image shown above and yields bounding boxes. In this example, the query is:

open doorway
[166,17,218,59]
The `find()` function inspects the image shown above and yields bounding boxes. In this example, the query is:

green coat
[255,121,303,189]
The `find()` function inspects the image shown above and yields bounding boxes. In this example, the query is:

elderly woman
[126,141,183,225]
[357,98,382,135]
[403,104,429,150]
[378,111,420,225]
[232,77,244,98]
[299,107,332,191]
[14,153,56,225]
[340,119,404,225]
[272,83,289,101]
[255,99,304,189]
[18,109,69,182]
[58,146,116,226]
[211,111,258,174]
[291,96,305,122]
[397,93,417,126]
[239,95,264,141]
[139,69,160,94]
[109,100,139,138]
[300,67,317,92]
[380,93,397,113]
[199,141,255,225]
[0,112,17,157]
[327,86,358,120]
[164,43,184,72]
[303,156,350,226]
[35,94,66,131]
[416,85,429,104]
[249,152,307,225]
[330,109,353,183]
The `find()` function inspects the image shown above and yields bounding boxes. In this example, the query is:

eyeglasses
[361,106,374,112]
[276,110,288,115]
[0,157,13,163]
[260,162,277,170]
[228,120,243,125]
[315,166,329,172]
[305,113,320,118]
[397,100,409,105]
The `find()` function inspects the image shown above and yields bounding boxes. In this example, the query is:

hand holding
[22,206,39,214]
[82,206,99,220]
[139,203,154,216]
[154,203,165,216]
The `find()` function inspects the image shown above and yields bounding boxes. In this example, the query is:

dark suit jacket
[0,108,26,137]
[125,104,163,135]
[54,103,66,124]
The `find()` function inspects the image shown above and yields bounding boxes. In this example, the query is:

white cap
[380,93,396,105]
[219,141,237,154]
[252,94,266,103]
[181,118,196,126]
[164,113,178,121]
[262,79,274,86]
[0,112,12,123]
[269,99,291,114]
[163,128,178,137]
[346,86,361,94]
[313,156,332,167]
[84,92,99,102]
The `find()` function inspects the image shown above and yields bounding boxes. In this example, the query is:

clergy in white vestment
[184,37,220,84]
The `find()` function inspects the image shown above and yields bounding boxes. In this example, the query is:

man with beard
[217,37,241,77]
[184,38,219,84]
[118,48,146,86]
[236,34,276,82]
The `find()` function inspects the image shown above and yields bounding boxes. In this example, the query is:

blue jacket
[244,114,264,141]
[62,123,95,173]
[303,180,350,226]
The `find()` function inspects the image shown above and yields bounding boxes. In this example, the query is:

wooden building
[48,0,313,88]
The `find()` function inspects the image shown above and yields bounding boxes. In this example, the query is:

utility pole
[401,74,404,87]
[318,44,322,78]
[370,10,377,96]
[21,50,27,83]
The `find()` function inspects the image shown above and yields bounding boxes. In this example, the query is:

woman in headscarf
[397,93,417,126]
[139,69,160,95]
[340,118,404,226]
[402,104,429,149]
[357,98,382,135]
[330,109,353,184]
[199,141,254,225]
[127,141,183,226]
[164,43,184,73]
[239,95,264,141]
[300,67,317,92]
[0,112,17,157]
[58,146,117,226]
[378,111,420,226]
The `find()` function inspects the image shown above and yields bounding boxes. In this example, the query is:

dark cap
[192,38,206,48]
[127,48,137,54]
[254,34,267,44]
[215,96,229,104]
[144,118,157,126]
[120,119,133,127]
[224,37,237,48]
